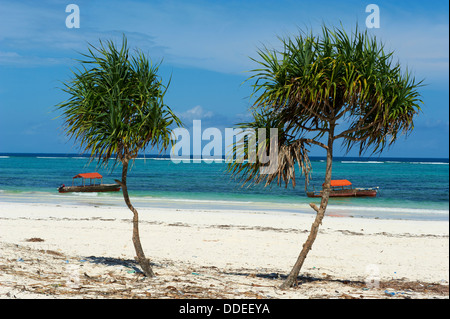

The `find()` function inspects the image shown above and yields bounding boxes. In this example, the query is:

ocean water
[0,153,448,221]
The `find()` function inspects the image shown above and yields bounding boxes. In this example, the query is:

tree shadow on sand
[223,270,449,296]
[223,270,367,288]
[84,256,147,274]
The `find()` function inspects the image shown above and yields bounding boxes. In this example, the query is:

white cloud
[180,105,214,122]
[0,50,70,66]
[0,1,168,66]
[375,22,449,84]
[0,0,448,80]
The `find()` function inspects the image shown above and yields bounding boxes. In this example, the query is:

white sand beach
[0,201,448,299]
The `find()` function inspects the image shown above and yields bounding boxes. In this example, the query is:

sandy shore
[0,201,448,299]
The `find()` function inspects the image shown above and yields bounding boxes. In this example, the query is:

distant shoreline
[1,154,448,222]
[0,193,448,223]
[1,152,449,162]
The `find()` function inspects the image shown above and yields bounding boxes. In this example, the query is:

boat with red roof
[58,172,121,193]
[306,179,378,198]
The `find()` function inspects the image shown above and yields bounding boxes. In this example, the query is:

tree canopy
[56,36,181,278]
[228,25,423,190]
[57,36,181,165]
[227,25,423,288]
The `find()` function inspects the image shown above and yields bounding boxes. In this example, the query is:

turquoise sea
[0,153,448,221]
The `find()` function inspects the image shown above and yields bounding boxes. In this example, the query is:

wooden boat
[306,179,378,198]
[58,172,121,193]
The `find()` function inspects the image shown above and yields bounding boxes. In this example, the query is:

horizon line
[0,152,448,161]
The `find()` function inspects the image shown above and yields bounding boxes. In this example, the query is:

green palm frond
[56,35,182,166]
[227,109,311,190]
[228,24,423,189]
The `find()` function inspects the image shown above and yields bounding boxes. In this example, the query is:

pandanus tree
[56,36,181,277]
[227,26,423,288]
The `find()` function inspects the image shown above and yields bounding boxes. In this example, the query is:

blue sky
[0,0,448,158]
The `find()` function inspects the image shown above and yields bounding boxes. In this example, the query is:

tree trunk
[119,159,155,278]
[280,125,335,289]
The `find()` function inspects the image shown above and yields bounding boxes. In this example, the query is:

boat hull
[58,184,121,193]
[306,189,378,198]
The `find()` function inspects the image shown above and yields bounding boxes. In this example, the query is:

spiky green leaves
[227,109,312,190]
[250,25,423,155]
[56,36,181,166]
[228,25,423,189]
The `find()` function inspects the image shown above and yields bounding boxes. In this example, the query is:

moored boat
[58,172,121,193]
[306,179,378,198]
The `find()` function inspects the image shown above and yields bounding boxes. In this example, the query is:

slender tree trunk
[280,125,335,289]
[119,159,155,278]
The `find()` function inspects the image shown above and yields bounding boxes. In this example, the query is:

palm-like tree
[56,36,181,277]
[227,26,423,288]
